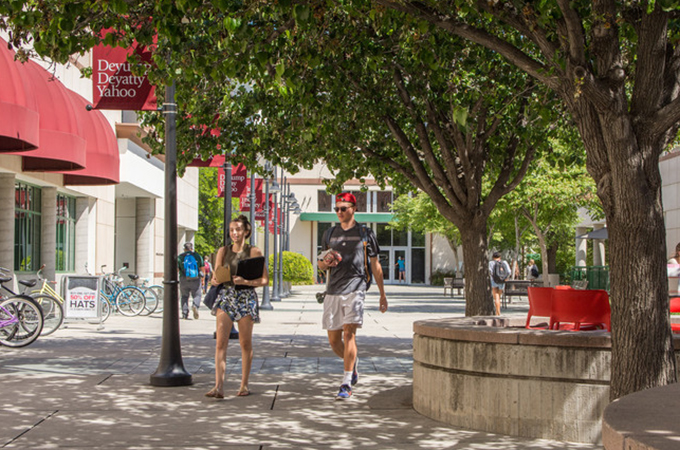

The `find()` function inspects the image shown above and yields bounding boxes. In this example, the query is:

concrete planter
[413,317,613,444]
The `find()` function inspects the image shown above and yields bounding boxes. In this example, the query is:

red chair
[550,289,611,331]
[670,298,680,333]
[526,287,554,329]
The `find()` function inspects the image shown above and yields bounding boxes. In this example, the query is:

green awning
[299,212,394,223]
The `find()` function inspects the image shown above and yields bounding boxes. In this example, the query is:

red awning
[61,92,120,185]
[0,38,39,151]
[187,154,226,167]
[6,60,87,171]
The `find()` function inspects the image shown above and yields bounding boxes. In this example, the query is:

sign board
[63,276,101,319]
[217,163,248,197]
[92,30,157,110]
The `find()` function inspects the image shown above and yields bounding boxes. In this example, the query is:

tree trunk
[577,110,676,400]
[460,216,494,316]
[547,242,558,274]
[446,237,461,277]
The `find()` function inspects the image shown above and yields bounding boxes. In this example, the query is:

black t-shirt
[322,223,379,295]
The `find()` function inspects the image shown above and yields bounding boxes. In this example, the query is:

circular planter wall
[414,317,614,444]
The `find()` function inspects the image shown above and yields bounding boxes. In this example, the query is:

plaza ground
[0,284,602,449]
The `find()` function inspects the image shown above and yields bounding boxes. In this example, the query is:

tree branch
[555,0,587,65]
[392,68,458,203]
[373,0,560,90]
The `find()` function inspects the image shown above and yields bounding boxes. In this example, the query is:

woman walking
[205,215,268,399]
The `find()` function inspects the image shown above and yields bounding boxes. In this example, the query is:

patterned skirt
[216,286,260,323]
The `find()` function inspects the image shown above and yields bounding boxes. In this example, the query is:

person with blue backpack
[317,192,388,400]
[489,251,511,316]
[178,242,204,320]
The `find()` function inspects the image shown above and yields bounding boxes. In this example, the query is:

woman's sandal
[237,388,250,397]
[205,388,224,399]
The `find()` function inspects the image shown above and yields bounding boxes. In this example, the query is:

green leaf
[293,5,310,24]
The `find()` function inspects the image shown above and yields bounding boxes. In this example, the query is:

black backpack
[492,260,509,283]
[324,224,373,290]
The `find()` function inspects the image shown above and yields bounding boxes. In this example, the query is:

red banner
[217,163,248,198]
[92,31,157,110]
[239,179,264,211]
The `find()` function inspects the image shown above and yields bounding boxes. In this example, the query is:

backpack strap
[357,224,371,285]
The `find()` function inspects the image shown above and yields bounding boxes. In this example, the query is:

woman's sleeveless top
[222,244,252,287]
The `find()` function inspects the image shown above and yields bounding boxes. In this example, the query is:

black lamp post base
[150,364,193,387]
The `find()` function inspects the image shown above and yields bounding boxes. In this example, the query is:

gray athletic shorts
[322,291,365,330]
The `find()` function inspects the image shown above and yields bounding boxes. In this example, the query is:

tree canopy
[3,0,679,399]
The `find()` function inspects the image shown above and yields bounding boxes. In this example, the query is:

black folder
[236,256,265,280]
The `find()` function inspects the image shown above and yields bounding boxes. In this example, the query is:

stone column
[0,174,15,272]
[41,187,57,280]
[593,226,606,266]
[136,197,155,281]
[575,227,588,266]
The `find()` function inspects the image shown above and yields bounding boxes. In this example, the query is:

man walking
[317,192,388,400]
[178,242,203,320]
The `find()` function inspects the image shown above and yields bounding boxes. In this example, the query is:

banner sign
[217,163,248,198]
[239,178,264,212]
[92,31,157,110]
[63,276,101,319]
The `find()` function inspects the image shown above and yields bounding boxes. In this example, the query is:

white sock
[342,371,353,386]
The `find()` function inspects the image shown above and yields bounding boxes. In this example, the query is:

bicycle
[0,266,64,336]
[0,289,44,347]
[130,275,162,316]
[100,265,147,317]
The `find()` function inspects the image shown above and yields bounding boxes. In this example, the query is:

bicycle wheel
[0,295,44,348]
[150,285,164,314]
[115,287,146,316]
[31,294,64,336]
[100,297,111,322]
[138,286,159,316]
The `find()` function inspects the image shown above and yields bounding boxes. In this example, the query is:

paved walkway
[0,284,602,449]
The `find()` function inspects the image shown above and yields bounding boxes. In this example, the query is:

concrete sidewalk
[0,284,602,449]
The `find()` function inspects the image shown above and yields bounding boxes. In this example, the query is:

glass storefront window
[56,194,75,272]
[376,223,391,247]
[393,228,408,246]
[412,230,425,247]
[14,182,41,272]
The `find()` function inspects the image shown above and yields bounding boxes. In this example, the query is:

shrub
[268,251,314,285]
[430,269,457,286]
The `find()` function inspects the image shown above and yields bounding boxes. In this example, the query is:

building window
[376,191,392,212]
[15,182,41,272]
[318,191,332,212]
[56,194,76,272]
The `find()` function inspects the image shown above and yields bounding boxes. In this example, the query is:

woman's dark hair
[232,214,252,239]
[674,242,680,259]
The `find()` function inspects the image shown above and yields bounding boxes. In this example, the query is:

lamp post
[249,170,256,247]
[270,166,281,302]
[260,162,274,311]
[150,80,192,387]
[278,178,287,298]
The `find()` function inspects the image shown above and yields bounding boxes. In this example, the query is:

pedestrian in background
[203,256,213,294]
[395,256,406,283]
[178,242,203,320]
[489,252,510,316]
[317,192,388,400]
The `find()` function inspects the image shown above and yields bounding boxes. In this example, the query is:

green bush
[268,251,314,285]
[430,269,457,286]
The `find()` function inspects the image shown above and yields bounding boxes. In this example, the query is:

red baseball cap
[335,192,356,205]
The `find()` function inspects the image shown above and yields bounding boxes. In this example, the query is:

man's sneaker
[336,384,352,400]
[192,305,199,319]
[351,359,359,386]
